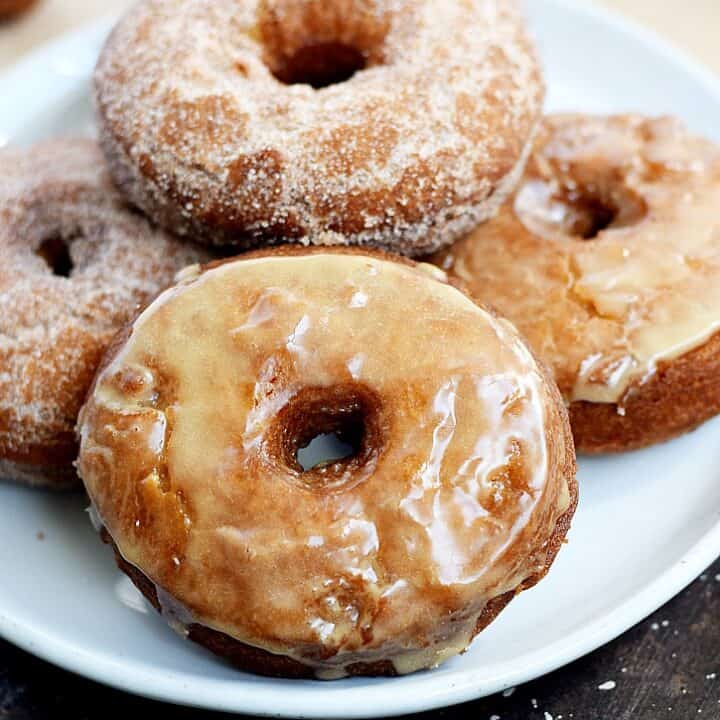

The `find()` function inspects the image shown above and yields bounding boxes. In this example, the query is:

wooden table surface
[1,2,720,719]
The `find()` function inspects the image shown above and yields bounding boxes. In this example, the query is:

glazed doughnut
[431,114,720,453]
[94,0,543,254]
[0,0,37,20]
[0,139,209,488]
[77,247,577,678]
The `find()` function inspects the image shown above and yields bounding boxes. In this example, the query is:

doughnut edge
[77,244,579,678]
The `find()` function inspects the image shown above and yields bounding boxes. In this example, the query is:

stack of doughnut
[2,0,718,680]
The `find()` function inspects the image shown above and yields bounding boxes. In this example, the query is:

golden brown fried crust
[209,241,420,270]
[571,329,720,454]
[0,457,79,490]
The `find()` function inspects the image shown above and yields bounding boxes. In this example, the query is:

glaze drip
[77,252,572,676]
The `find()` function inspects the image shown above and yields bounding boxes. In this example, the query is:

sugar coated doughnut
[77,247,577,678]
[0,139,209,488]
[94,0,543,254]
[432,114,720,452]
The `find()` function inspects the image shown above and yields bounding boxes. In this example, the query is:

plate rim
[2,1,720,716]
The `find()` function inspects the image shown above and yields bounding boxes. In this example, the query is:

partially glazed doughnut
[77,247,577,678]
[0,139,209,488]
[94,0,543,254]
[431,114,720,453]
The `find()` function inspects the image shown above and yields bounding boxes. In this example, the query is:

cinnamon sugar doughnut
[432,114,720,453]
[0,139,209,488]
[77,247,577,678]
[94,0,543,254]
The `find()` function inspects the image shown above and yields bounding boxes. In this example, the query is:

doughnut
[431,114,720,453]
[77,246,577,678]
[93,0,544,254]
[0,0,37,20]
[0,139,210,488]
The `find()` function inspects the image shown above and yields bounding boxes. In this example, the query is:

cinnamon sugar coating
[432,114,720,452]
[77,248,576,677]
[0,139,210,488]
[94,0,543,254]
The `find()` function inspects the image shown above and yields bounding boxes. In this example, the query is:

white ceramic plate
[2,1,720,717]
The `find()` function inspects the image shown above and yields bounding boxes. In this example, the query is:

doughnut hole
[272,384,385,491]
[270,43,366,88]
[257,0,390,89]
[514,178,648,241]
[35,235,74,277]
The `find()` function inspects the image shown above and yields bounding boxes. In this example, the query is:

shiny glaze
[77,252,572,677]
[434,115,720,406]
